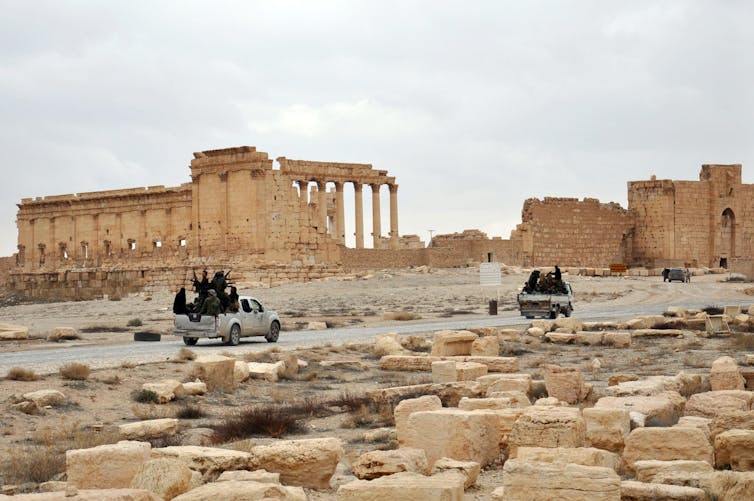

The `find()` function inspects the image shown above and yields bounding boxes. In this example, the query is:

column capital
[352,181,363,190]
[389,183,399,194]
[316,179,327,190]
[370,182,382,192]
[334,181,344,190]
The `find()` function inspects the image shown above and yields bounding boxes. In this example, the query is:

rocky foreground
[2,305,754,499]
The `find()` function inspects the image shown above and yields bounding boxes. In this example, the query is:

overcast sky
[2,1,753,256]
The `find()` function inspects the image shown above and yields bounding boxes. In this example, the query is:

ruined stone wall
[628,165,754,268]
[512,197,634,267]
[431,230,517,264]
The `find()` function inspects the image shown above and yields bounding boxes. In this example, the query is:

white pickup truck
[173,296,281,346]
[517,283,574,319]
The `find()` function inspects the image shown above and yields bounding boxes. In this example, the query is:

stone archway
[720,208,735,268]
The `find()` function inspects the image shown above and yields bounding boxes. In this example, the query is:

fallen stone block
[67,440,152,489]
[10,489,162,500]
[603,331,632,347]
[631,329,684,338]
[675,416,712,439]
[368,381,483,407]
[0,323,29,340]
[620,480,707,501]
[685,390,753,419]
[502,459,621,500]
[130,458,192,500]
[458,397,518,410]
[47,327,80,342]
[715,429,754,471]
[151,446,254,479]
[430,330,478,356]
[553,317,584,333]
[119,419,179,440]
[545,331,576,343]
[215,469,279,483]
[508,406,586,457]
[141,380,183,404]
[622,427,713,473]
[447,356,519,373]
[404,408,501,466]
[633,459,713,484]
[379,355,438,371]
[181,381,207,396]
[172,480,306,501]
[516,446,620,472]
[544,365,587,404]
[351,447,428,479]
[192,355,236,392]
[595,391,685,427]
[710,410,754,440]
[249,437,344,489]
[336,471,464,500]
[711,356,746,391]
[233,360,249,384]
[22,389,66,407]
[485,390,531,407]
[431,457,480,489]
[470,335,498,356]
[627,315,666,330]
[374,332,408,357]
[484,373,532,396]
[584,407,631,453]
[575,331,604,345]
[394,395,443,446]
[708,470,754,501]
[246,362,281,382]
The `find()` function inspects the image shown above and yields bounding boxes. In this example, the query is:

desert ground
[1,266,753,499]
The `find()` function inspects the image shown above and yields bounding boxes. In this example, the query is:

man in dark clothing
[554,265,562,282]
[527,270,541,292]
[192,270,210,301]
[172,287,187,315]
[200,289,221,316]
[228,286,240,313]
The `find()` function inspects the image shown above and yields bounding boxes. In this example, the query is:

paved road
[2,298,750,377]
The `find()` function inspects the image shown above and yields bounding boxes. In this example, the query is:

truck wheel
[564,306,572,317]
[266,321,280,343]
[226,324,241,346]
[549,310,558,319]
[183,337,198,346]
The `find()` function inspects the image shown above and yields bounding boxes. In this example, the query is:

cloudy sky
[2,1,753,256]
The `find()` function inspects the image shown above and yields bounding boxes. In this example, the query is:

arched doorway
[720,208,735,268]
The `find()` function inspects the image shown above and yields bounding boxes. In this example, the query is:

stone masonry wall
[512,197,634,267]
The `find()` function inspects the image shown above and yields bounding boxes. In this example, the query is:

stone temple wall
[510,197,634,267]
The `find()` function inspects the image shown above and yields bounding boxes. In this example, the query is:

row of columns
[298,180,399,249]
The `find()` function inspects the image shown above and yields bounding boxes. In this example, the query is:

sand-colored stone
[553,317,584,333]
[404,408,501,466]
[181,381,207,396]
[603,331,632,347]
[216,469,280,483]
[150,446,254,479]
[633,459,713,483]
[508,406,586,457]
[715,429,754,471]
[708,471,754,501]
[172,480,306,501]
[431,458,480,489]
[485,390,531,407]
[142,380,183,404]
[711,356,746,391]
[46,327,79,341]
[627,315,665,330]
[502,459,621,501]
[430,330,478,356]
[336,471,464,500]
[675,416,712,439]
[526,326,545,338]
[351,447,428,479]
[192,355,236,392]
[458,397,517,410]
[622,427,713,472]
[0,323,29,340]
[583,407,631,453]
[484,373,532,396]
[368,381,483,408]
[544,365,587,404]
[22,389,66,407]
[233,360,249,384]
[119,419,179,440]
[710,410,754,440]
[620,480,707,501]
[130,458,192,500]
[545,331,576,343]
[516,446,621,472]
[595,391,685,426]
[248,437,343,489]
[9,489,160,500]
[685,390,753,419]
[470,335,498,356]
[67,440,152,489]
[246,362,281,382]
[374,332,407,357]
[394,395,443,446]
[575,330,604,345]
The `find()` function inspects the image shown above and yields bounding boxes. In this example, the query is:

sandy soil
[1,267,753,498]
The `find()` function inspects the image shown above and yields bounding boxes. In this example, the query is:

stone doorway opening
[720,208,735,268]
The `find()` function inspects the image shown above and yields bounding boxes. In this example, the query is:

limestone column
[354,182,364,249]
[389,184,399,250]
[371,183,382,248]
[317,180,328,234]
[335,181,345,244]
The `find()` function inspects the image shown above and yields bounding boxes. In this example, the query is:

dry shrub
[80,325,129,333]
[176,347,196,361]
[47,330,81,342]
[176,404,206,419]
[743,287,754,296]
[127,318,143,327]
[213,399,323,442]
[383,311,422,321]
[60,362,90,380]
[132,389,159,404]
[6,367,40,381]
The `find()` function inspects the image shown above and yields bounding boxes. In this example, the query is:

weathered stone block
[233,360,249,384]
[249,437,344,489]
[430,330,478,356]
[215,469,280,483]
[595,391,685,426]
[633,459,713,484]
[130,458,192,500]
[715,429,754,471]
[508,406,586,457]
[583,408,631,453]
[142,380,183,404]
[575,330,604,345]
[23,389,66,407]
[67,441,152,489]
[150,446,254,479]
[404,409,501,466]
[604,331,632,347]
[192,355,236,392]
[502,459,621,500]
[336,471,464,500]
[172,480,306,500]
[516,446,620,472]
[470,335,498,356]
[119,419,178,440]
[485,373,531,396]
[685,390,753,419]
[431,458,480,489]
[246,362,281,382]
[710,410,754,440]
[394,395,443,446]
[622,427,713,473]
[351,447,428,479]
[544,365,587,404]
[711,356,746,391]
[620,480,707,501]
[374,332,407,357]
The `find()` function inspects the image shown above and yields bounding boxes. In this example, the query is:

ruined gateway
[8,145,753,298]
